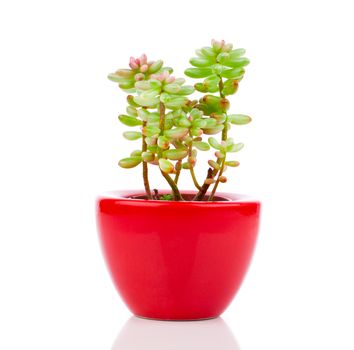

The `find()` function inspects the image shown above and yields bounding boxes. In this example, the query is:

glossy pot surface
[96,190,261,320]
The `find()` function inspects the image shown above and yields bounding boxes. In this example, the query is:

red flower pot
[96,190,261,320]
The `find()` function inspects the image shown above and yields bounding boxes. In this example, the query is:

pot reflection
[112,316,240,350]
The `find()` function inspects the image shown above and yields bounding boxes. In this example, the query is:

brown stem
[188,138,201,190]
[209,157,226,201]
[193,75,228,201]
[160,171,183,201]
[142,120,152,199]
[218,78,225,98]
[174,160,182,184]
[158,101,183,201]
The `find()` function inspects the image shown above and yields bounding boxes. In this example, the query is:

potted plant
[96,39,261,320]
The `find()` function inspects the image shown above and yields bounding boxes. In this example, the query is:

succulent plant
[108,40,252,201]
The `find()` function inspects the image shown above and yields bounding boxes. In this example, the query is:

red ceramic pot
[96,190,261,320]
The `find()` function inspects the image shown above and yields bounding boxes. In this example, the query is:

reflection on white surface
[112,316,240,350]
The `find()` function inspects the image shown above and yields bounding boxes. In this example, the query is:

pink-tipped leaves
[148,60,163,74]
[159,159,175,173]
[164,127,189,140]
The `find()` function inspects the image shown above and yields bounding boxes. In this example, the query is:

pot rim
[97,190,260,205]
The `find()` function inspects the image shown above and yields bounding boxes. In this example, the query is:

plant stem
[158,102,166,158]
[209,157,226,201]
[158,101,183,201]
[218,78,225,98]
[193,75,228,201]
[188,136,201,190]
[142,119,152,199]
[160,170,183,201]
[174,160,182,184]
[190,167,201,190]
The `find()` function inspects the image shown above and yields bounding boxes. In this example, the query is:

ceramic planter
[96,190,260,320]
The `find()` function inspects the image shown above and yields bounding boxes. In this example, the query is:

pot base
[135,314,219,322]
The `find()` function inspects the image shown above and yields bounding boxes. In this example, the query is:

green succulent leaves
[228,114,252,125]
[109,39,252,201]
[185,39,249,96]
[119,156,142,168]
[185,68,214,78]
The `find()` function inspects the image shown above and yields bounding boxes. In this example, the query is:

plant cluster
[108,40,252,201]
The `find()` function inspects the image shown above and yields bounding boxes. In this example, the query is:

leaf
[203,124,224,135]
[204,74,220,86]
[123,131,142,140]
[194,83,208,92]
[119,156,142,169]
[148,60,163,73]
[211,114,226,124]
[208,160,220,170]
[133,95,159,107]
[142,125,160,137]
[159,159,174,173]
[164,127,189,139]
[225,161,240,167]
[147,112,160,124]
[163,83,181,94]
[161,94,188,110]
[228,114,252,125]
[174,78,186,85]
[222,86,238,96]
[223,57,250,68]
[215,150,226,159]
[200,47,216,58]
[177,117,192,128]
[193,119,207,128]
[115,69,135,79]
[107,73,129,83]
[127,95,140,107]
[118,115,142,127]
[141,151,155,162]
[175,85,195,95]
[134,81,151,91]
[133,90,160,107]
[157,135,170,149]
[137,108,150,121]
[184,67,213,78]
[208,137,222,150]
[189,57,213,67]
[130,150,142,157]
[203,118,217,128]
[229,48,246,59]
[126,106,138,117]
[201,95,222,108]
[118,81,135,90]
[190,127,202,137]
[220,68,245,79]
[228,142,244,152]
[162,149,188,160]
[216,52,230,64]
[193,141,210,151]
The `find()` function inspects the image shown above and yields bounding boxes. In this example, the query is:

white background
[1,0,354,349]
